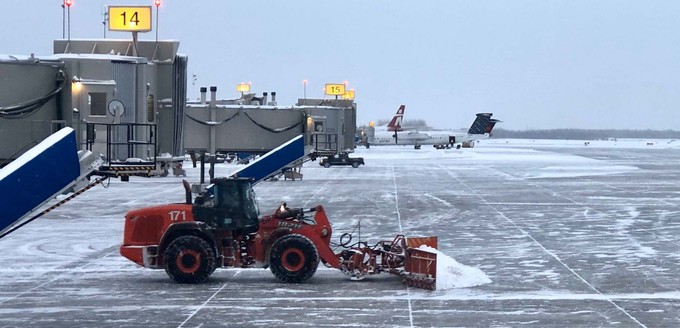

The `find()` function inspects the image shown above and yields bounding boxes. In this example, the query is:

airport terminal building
[0,39,357,168]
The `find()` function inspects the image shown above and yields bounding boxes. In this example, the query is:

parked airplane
[356,105,404,145]
[366,106,498,149]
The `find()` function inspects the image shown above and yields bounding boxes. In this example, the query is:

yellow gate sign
[237,83,251,93]
[324,84,346,96]
[342,89,355,100]
[108,6,152,32]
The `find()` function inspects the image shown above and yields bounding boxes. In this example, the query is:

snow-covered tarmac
[2,138,680,327]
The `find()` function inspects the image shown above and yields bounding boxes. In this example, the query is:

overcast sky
[3,1,680,130]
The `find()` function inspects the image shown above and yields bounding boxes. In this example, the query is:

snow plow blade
[402,236,437,290]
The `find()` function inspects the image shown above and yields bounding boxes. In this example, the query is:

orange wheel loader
[120,178,438,289]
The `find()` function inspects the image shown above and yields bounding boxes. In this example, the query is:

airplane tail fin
[387,105,405,131]
[467,113,493,135]
[485,119,501,134]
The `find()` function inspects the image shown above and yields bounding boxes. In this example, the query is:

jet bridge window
[88,92,107,116]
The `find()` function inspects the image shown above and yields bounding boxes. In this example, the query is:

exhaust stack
[270,92,277,106]
[210,86,217,105]
[200,87,207,104]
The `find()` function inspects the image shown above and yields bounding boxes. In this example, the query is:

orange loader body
[120,178,437,289]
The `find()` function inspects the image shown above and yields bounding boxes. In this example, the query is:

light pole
[303,80,308,103]
[64,0,72,42]
[155,0,161,43]
[61,2,65,39]
[102,7,108,38]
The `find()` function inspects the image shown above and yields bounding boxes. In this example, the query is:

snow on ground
[2,138,680,327]
[418,245,492,290]
[486,138,680,149]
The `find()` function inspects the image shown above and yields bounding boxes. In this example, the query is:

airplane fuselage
[371,130,462,146]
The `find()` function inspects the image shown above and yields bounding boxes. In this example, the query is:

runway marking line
[177,271,239,328]
[392,165,415,328]
[446,169,648,328]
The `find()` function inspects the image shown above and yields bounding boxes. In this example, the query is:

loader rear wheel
[351,162,359,168]
[164,235,216,284]
[269,234,319,283]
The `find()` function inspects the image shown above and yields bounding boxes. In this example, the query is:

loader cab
[193,178,260,232]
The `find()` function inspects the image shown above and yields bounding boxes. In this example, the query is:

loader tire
[164,235,216,284]
[323,162,331,168]
[269,234,319,283]
[351,162,359,168]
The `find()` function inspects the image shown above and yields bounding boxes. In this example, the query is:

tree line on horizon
[375,119,428,127]
[490,128,680,140]
[369,119,680,140]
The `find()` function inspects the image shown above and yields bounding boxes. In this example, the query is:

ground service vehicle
[319,152,365,168]
[120,178,437,289]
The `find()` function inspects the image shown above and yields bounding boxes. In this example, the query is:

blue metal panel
[230,135,305,184]
[0,128,80,234]
[467,113,492,135]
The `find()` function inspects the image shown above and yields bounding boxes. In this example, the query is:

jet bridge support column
[209,86,217,156]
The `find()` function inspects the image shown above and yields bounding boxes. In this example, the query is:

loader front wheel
[164,235,216,284]
[269,234,319,283]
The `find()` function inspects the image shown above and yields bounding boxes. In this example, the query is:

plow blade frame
[403,236,437,290]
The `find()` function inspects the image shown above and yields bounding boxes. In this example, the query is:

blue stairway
[229,135,306,184]
[0,127,98,238]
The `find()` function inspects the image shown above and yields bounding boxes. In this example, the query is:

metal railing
[310,133,338,152]
[84,122,157,166]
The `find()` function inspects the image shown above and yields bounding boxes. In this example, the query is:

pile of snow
[418,245,492,290]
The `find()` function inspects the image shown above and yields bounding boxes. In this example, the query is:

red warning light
[65,0,73,7]
[154,0,161,7]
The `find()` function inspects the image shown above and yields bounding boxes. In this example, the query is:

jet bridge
[0,127,100,239]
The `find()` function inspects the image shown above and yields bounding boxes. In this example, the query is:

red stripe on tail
[387,105,405,132]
